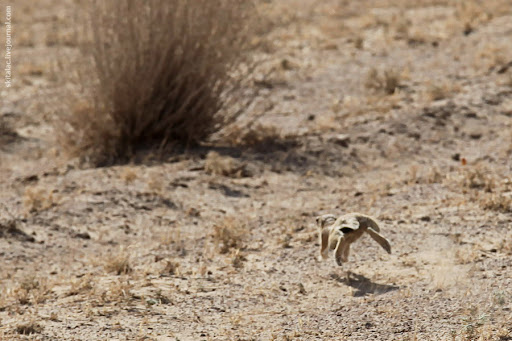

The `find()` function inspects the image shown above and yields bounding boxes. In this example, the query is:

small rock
[73,232,91,240]
[331,134,350,148]
[298,283,307,295]
[187,207,201,217]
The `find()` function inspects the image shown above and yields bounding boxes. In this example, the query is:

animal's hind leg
[366,227,392,254]
[342,240,351,262]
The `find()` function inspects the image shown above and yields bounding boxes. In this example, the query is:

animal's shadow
[331,272,399,297]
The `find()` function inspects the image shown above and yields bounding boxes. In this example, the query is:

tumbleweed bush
[60,0,256,165]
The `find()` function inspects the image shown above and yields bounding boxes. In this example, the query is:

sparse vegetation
[460,166,496,192]
[98,278,135,304]
[498,232,512,254]
[424,81,461,102]
[67,275,94,297]
[3,0,512,339]
[204,151,248,178]
[7,276,51,306]
[24,186,58,213]
[58,0,257,165]
[0,118,18,147]
[120,167,138,184]
[15,321,43,335]
[161,260,180,276]
[364,68,400,95]
[480,193,512,213]
[105,251,132,275]
[212,217,247,254]
[224,124,283,149]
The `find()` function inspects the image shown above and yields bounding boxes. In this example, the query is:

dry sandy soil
[1,0,512,340]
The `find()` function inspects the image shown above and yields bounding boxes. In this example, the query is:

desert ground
[1,0,512,340]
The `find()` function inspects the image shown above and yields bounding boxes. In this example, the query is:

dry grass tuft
[0,117,19,147]
[204,151,248,178]
[58,0,258,165]
[452,165,512,213]
[67,275,94,297]
[460,167,496,192]
[224,124,283,148]
[0,219,35,242]
[460,306,489,341]
[498,232,512,255]
[105,251,132,275]
[479,193,512,213]
[10,276,51,305]
[424,82,461,102]
[97,278,135,304]
[15,321,43,335]
[231,249,247,269]
[120,167,138,184]
[212,217,248,254]
[24,186,58,213]
[455,245,480,265]
[504,72,512,88]
[364,68,400,95]
[162,260,180,276]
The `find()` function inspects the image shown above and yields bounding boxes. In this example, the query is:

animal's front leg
[334,237,347,266]
[319,228,330,261]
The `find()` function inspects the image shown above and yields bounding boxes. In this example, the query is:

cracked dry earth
[1,0,512,340]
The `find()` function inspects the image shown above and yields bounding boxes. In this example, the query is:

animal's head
[315,214,337,229]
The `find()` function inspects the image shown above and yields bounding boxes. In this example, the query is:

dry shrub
[59,0,257,165]
[364,68,400,95]
[212,217,247,254]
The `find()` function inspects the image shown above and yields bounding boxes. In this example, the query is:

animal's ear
[315,216,321,227]
[325,215,337,225]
